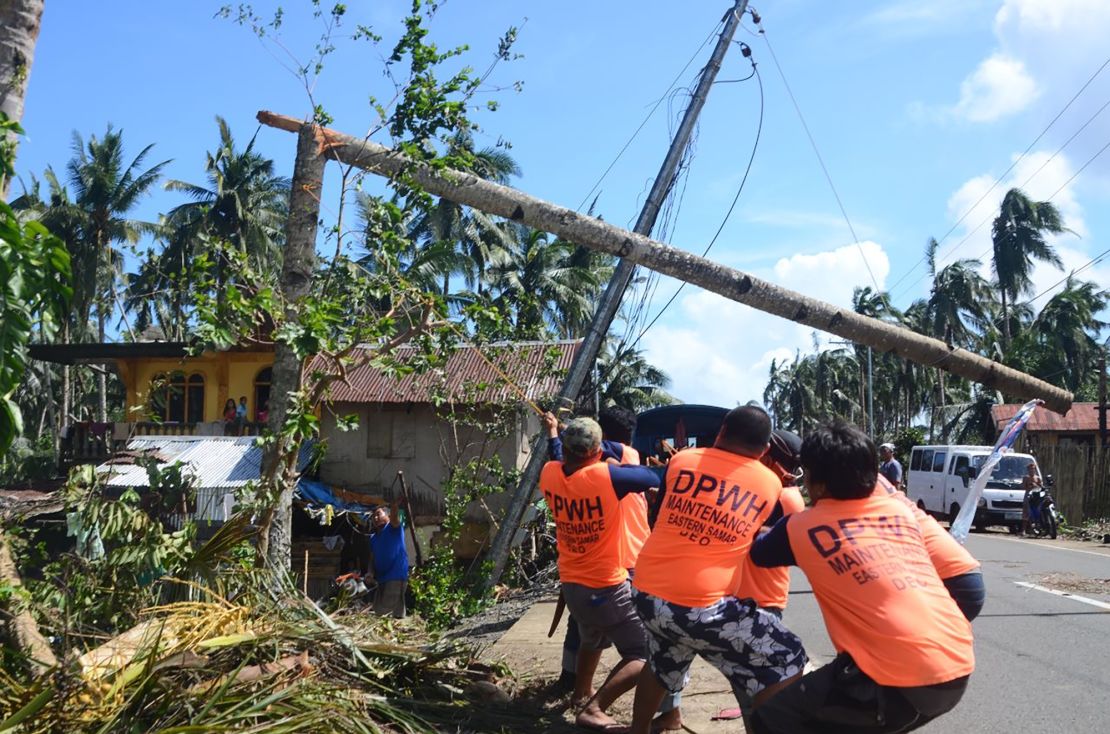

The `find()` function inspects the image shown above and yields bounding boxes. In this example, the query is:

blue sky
[15,0,1110,407]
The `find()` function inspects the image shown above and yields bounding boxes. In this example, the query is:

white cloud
[863,0,995,34]
[940,150,1086,267]
[641,241,891,407]
[949,54,1038,123]
[937,149,1110,310]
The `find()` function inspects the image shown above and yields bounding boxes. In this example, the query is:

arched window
[254,367,272,421]
[151,371,205,423]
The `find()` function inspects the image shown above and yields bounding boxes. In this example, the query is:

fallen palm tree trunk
[0,530,57,675]
[256,110,1072,415]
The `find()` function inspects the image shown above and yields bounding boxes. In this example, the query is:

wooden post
[396,471,424,567]
[255,110,1074,415]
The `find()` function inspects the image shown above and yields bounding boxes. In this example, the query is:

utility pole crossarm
[257,108,1073,416]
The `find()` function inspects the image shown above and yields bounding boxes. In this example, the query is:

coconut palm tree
[406,132,521,294]
[590,341,675,413]
[990,188,1067,350]
[66,127,169,419]
[1022,277,1108,397]
[163,117,289,294]
[485,227,605,338]
[0,0,44,198]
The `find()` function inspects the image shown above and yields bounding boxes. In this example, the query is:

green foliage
[0,434,56,486]
[0,115,72,453]
[409,457,517,630]
[765,188,1106,443]
[892,426,925,462]
[23,463,197,636]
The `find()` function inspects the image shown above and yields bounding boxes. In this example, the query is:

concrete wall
[318,402,539,522]
[118,351,273,423]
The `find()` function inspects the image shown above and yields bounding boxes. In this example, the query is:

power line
[891,92,1110,300]
[885,52,1110,296]
[756,16,881,293]
[628,53,764,351]
[574,20,724,212]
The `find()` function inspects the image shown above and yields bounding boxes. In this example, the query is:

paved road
[780,531,1110,733]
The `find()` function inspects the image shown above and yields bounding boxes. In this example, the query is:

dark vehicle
[1027,474,1061,540]
[632,404,728,463]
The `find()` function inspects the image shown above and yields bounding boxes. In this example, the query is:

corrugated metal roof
[992,402,1103,433]
[96,437,312,490]
[309,339,580,404]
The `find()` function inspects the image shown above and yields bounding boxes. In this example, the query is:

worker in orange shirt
[873,473,985,620]
[629,406,807,734]
[736,429,807,619]
[750,421,976,733]
[540,415,662,732]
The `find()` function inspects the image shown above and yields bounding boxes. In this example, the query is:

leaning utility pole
[483,0,751,588]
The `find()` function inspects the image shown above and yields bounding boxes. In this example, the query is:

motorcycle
[1027,475,1062,540]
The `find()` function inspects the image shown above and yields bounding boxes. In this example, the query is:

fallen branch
[0,530,58,674]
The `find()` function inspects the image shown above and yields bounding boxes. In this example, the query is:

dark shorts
[373,580,407,618]
[751,653,969,734]
[562,581,647,660]
[632,589,806,706]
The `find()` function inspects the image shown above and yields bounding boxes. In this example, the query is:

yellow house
[30,341,275,432]
[120,348,274,425]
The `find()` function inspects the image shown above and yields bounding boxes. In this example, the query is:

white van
[906,445,1038,532]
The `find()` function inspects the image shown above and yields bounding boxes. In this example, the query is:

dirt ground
[475,596,758,733]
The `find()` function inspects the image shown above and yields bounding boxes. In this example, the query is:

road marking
[972,533,1110,559]
[1013,582,1110,611]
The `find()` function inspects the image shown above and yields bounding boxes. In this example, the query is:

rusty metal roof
[309,340,580,405]
[992,402,1103,433]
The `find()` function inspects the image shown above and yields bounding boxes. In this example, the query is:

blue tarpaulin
[295,478,377,521]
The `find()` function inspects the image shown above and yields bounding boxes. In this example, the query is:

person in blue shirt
[370,496,409,618]
[879,443,903,487]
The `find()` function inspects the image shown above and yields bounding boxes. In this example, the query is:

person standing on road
[369,497,409,618]
[1021,461,1043,536]
[628,406,807,734]
[540,415,662,733]
[750,421,975,734]
[879,442,903,487]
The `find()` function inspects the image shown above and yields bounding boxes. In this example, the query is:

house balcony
[62,420,267,466]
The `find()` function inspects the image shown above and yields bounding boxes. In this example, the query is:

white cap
[880,442,895,450]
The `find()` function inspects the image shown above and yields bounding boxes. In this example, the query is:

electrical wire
[574,20,724,212]
[885,52,1110,297]
[626,56,765,353]
[890,92,1110,300]
[757,17,881,293]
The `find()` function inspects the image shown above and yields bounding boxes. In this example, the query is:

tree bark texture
[0,530,58,674]
[257,110,1074,414]
[260,123,323,570]
[0,0,43,199]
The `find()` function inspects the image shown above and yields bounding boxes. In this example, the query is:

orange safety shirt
[633,447,782,608]
[736,485,806,608]
[874,476,980,579]
[614,445,650,570]
[540,459,627,588]
[785,493,975,686]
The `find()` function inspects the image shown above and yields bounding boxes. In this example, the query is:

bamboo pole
[257,110,1072,415]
